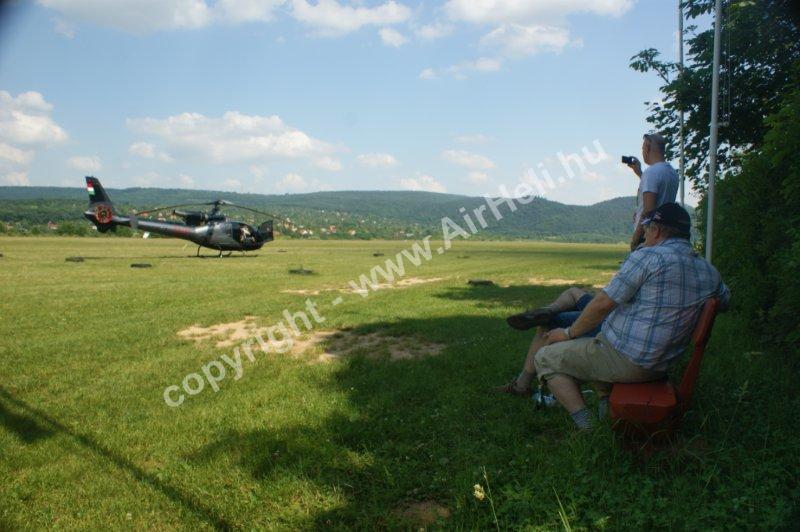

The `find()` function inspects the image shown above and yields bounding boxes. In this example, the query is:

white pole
[678,1,685,207]
[705,0,722,262]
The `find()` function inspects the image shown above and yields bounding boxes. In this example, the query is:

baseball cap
[641,202,691,239]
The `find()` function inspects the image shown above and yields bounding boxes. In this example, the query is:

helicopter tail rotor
[84,176,117,232]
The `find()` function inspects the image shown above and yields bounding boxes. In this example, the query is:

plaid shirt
[601,238,730,372]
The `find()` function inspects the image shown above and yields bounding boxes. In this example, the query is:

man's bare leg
[511,327,548,392]
[546,374,586,412]
[546,287,589,314]
[545,374,593,429]
[507,287,590,331]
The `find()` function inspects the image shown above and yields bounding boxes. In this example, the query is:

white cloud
[249,165,268,179]
[379,27,407,47]
[129,141,173,162]
[129,141,155,158]
[132,171,160,186]
[0,91,66,186]
[276,172,308,192]
[419,68,437,80]
[274,173,330,193]
[39,0,416,37]
[480,24,575,57]
[442,149,495,170]
[68,155,102,172]
[290,0,411,36]
[414,21,453,41]
[127,111,335,165]
[223,178,242,190]
[439,0,632,70]
[314,155,343,171]
[420,57,502,80]
[0,91,67,145]
[400,174,445,193]
[356,152,398,168]
[443,0,633,25]
[215,0,284,24]
[178,173,195,187]
[53,17,76,38]
[580,170,606,183]
[1,171,29,186]
[454,133,493,144]
[38,0,214,34]
[467,171,489,184]
[0,143,34,165]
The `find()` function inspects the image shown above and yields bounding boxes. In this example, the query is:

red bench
[609,298,720,440]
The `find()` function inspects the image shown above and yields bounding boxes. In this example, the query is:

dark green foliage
[715,82,800,349]
[630,0,800,190]
[632,2,800,353]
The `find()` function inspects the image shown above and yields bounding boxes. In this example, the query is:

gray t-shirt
[633,161,679,228]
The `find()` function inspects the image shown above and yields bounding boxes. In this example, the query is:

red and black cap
[641,202,691,239]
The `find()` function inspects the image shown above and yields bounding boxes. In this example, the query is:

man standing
[500,203,729,430]
[626,133,679,251]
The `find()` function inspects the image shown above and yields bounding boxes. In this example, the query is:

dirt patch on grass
[177,316,264,348]
[528,273,616,289]
[307,330,446,362]
[346,276,448,294]
[590,271,616,288]
[178,320,445,362]
[528,276,579,286]
[397,501,451,526]
[279,288,338,295]
[280,277,448,296]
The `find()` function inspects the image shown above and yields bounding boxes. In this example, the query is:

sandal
[492,380,531,397]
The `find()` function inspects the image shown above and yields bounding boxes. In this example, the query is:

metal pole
[705,0,723,262]
[678,1,685,207]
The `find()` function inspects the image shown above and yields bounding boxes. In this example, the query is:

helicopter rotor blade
[220,202,294,225]
[135,202,216,216]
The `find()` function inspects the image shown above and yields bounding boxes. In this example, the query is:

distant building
[47,221,59,230]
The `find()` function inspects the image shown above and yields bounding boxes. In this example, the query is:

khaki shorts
[534,333,664,387]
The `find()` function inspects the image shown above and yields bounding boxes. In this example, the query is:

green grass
[0,237,797,529]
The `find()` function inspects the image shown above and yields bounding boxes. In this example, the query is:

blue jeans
[549,293,602,338]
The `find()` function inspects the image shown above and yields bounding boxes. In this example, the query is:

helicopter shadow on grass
[188,313,566,528]
[0,386,233,530]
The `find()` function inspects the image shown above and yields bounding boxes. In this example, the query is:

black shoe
[506,308,554,330]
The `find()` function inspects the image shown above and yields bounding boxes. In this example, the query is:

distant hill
[0,186,652,243]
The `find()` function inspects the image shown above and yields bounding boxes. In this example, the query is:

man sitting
[497,203,730,430]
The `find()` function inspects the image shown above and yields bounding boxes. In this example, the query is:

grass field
[0,236,797,530]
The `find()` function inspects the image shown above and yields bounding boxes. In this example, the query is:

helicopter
[83,176,280,256]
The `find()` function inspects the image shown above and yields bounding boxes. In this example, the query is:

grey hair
[643,132,667,154]
[649,221,689,240]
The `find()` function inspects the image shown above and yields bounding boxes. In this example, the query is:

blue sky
[0,0,696,205]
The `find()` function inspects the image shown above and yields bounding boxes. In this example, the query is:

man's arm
[630,191,657,250]
[547,292,618,344]
[626,157,642,178]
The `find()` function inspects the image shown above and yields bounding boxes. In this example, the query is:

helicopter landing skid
[195,245,233,258]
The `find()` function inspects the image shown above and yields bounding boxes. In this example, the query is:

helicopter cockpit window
[233,223,255,244]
